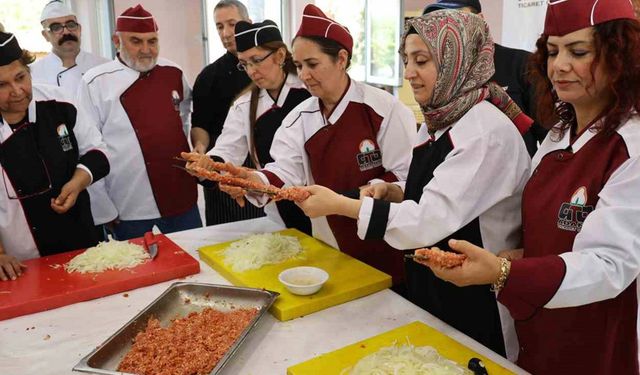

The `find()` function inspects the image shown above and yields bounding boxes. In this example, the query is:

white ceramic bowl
[278,266,329,296]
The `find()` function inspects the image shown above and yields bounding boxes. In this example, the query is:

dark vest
[120,66,197,217]
[0,100,100,255]
[303,100,406,285]
[254,87,312,235]
[516,130,637,375]
[403,129,506,356]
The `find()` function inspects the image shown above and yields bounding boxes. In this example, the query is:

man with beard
[76,4,201,240]
[190,0,264,226]
[30,0,109,94]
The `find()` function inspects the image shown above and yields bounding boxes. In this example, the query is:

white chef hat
[40,0,75,23]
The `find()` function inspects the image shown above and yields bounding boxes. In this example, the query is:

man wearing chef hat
[29,1,116,239]
[76,4,202,240]
[30,0,109,94]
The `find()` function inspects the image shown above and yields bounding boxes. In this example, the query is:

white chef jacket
[249,79,417,248]
[76,57,192,220]
[0,84,109,260]
[357,101,530,252]
[534,115,640,309]
[30,50,109,96]
[30,50,115,225]
[356,101,531,361]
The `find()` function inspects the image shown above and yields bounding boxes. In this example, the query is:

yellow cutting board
[287,321,515,374]
[198,228,392,321]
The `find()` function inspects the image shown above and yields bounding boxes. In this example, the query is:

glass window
[0,0,55,56]
[203,0,283,64]
[366,0,402,86]
[314,0,366,82]
[315,0,403,86]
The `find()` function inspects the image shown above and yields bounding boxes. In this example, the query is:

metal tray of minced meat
[73,282,279,375]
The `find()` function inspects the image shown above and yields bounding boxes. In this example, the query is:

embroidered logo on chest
[557,186,594,232]
[56,124,73,152]
[356,139,382,171]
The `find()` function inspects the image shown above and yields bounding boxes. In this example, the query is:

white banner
[501,0,548,51]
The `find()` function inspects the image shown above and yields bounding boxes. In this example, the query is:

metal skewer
[404,254,429,261]
[172,164,277,196]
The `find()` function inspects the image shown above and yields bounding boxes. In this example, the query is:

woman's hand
[219,183,247,207]
[51,169,91,214]
[218,168,262,207]
[297,185,361,219]
[360,182,404,203]
[414,239,503,287]
[0,254,27,281]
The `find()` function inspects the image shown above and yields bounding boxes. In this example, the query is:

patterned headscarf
[400,10,533,134]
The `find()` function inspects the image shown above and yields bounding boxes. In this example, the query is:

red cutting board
[0,234,200,321]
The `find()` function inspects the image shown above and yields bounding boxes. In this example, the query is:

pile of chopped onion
[223,233,304,272]
[345,342,472,375]
[65,239,150,274]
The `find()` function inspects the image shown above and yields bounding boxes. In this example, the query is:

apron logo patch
[356,139,382,171]
[557,186,594,232]
[56,124,73,152]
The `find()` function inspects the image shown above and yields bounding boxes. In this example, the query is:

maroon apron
[120,66,196,217]
[516,130,637,375]
[304,101,405,284]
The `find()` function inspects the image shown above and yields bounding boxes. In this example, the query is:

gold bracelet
[491,257,511,292]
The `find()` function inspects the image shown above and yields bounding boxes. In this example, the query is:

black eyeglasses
[46,20,80,34]
[237,50,276,72]
[1,123,52,200]
[2,160,52,200]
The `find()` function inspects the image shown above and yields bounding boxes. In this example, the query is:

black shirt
[492,44,547,156]
[191,52,252,147]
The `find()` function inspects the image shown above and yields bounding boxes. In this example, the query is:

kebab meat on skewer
[175,152,311,203]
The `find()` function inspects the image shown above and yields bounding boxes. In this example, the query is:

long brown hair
[242,41,296,167]
[528,19,640,138]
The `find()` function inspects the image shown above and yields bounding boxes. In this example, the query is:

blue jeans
[113,205,202,240]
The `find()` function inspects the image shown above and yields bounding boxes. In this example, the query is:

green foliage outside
[0,0,52,53]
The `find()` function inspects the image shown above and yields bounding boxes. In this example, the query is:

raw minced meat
[117,307,258,375]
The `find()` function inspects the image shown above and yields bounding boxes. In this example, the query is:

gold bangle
[491,257,511,292]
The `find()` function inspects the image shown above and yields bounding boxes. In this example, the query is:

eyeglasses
[2,162,52,200]
[46,20,80,34]
[1,124,52,200]
[237,50,276,72]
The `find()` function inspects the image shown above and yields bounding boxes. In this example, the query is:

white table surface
[0,218,527,374]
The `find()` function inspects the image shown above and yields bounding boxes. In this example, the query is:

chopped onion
[223,233,304,272]
[65,238,149,274]
[344,342,472,375]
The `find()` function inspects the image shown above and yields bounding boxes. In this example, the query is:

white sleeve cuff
[356,196,375,240]
[76,164,94,185]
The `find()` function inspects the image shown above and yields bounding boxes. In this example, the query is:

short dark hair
[293,35,352,69]
[214,0,249,20]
